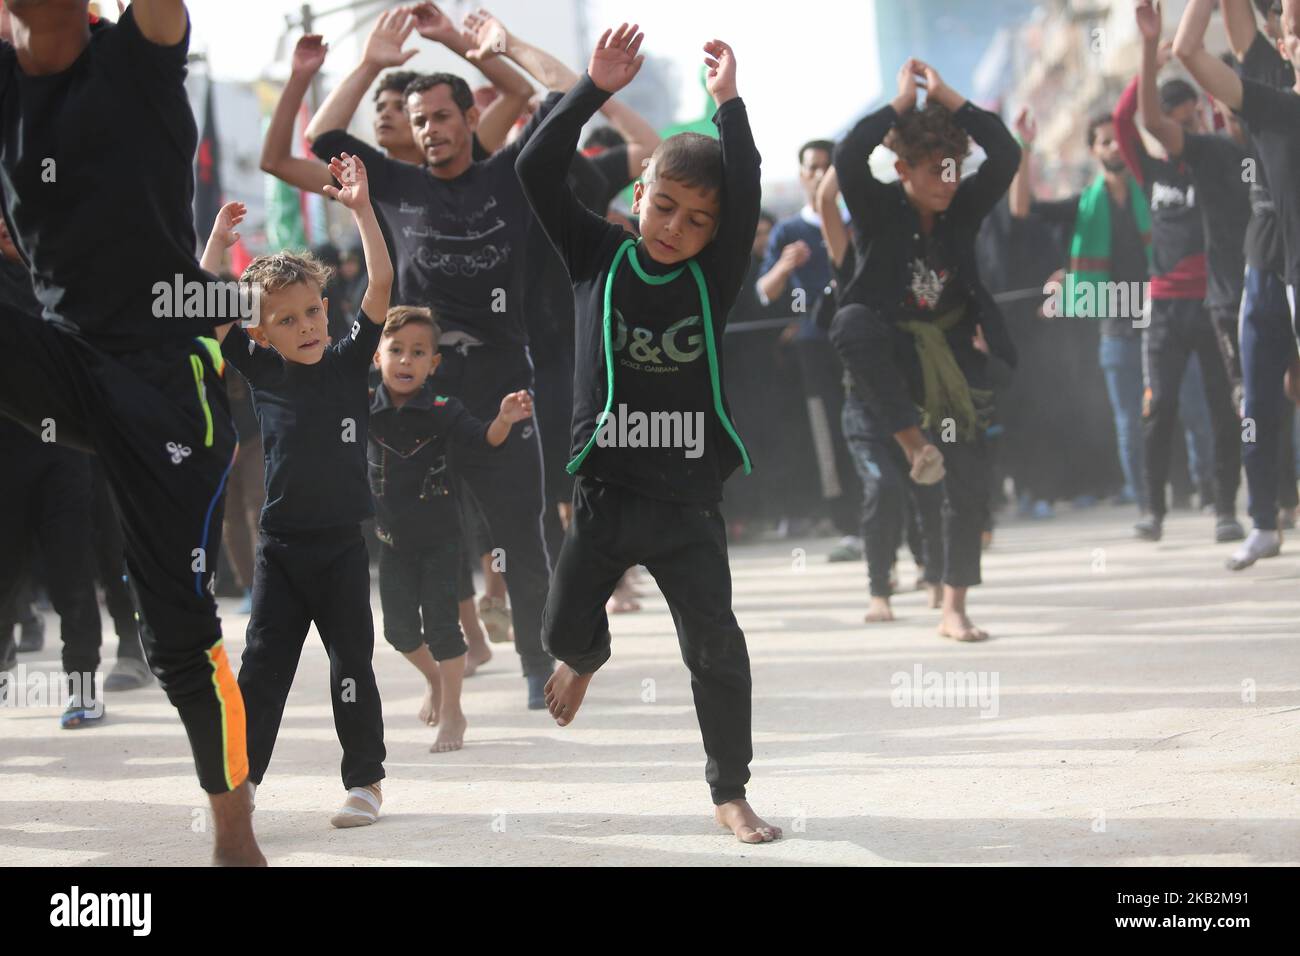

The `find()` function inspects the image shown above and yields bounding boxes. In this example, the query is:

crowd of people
[0,0,1297,864]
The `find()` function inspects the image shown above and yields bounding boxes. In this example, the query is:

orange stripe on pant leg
[206,640,249,790]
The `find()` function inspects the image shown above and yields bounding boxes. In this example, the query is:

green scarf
[566,238,752,476]
[896,307,992,442]
[1065,173,1152,318]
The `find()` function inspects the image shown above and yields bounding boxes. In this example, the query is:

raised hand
[499,389,534,424]
[589,23,645,93]
[211,201,247,249]
[407,1,459,46]
[1135,0,1162,43]
[1156,37,1174,68]
[894,58,921,113]
[703,38,738,104]
[1013,106,1037,145]
[363,8,418,69]
[460,8,510,61]
[291,34,329,76]
[915,59,954,106]
[323,153,371,210]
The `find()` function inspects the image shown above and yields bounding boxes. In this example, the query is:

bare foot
[926,583,942,609]
[210,783,266,867]
[464,641,492,678]
[544,664,593,727]
[938,611,988,642]
[431,710,467,753]
[907,443,945,485]
[605,592,641,614]
[715,799,783,844]
[418,680,440,727]
[864,596,894,622]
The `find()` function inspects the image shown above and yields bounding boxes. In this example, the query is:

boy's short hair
[885,102,971,167]
[1253,0,1277,18]
[1159,78,1198,114]
[374,70,421,103]
[1086,112,1114,148]
[241,251,332,298]
[404,73,474,114]
[799,139,835,164]
[383,305,441,347]
[643,132,722,195]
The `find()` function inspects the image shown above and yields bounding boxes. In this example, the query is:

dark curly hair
[885,102,971,167]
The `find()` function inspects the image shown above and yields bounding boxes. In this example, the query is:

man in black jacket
[829,58,1020,643]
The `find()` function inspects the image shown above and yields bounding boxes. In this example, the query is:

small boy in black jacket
[368,305,532,753]
[517,24,779,843]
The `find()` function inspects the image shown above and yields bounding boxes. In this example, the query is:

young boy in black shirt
[517,25,779,843]
[211,153,392,829]
[829,59,1021,643]
[0,0,262,865]
[369,305,533,753]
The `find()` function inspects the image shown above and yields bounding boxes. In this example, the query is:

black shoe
[1214,516,1246,543]
[1134,515,1163,541]
[104,656,153,692]
[0,637,15,674]
[17,614,44,653]
[526,673,549,710]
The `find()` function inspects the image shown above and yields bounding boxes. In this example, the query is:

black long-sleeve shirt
[516,74,761,504]
[834,100,1021,367]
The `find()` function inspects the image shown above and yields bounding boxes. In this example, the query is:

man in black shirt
[1179,0,1300,547]
[1210,0,1300,569]
[0,0,263,865]
[1119,1,1245,544]
[518,27,781,844]
[1010,110,1153,515]
[211,154,393,829]
[829,59,1021,643]
[306,20,578,710]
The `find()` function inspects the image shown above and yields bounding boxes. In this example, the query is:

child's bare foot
[864,596,894,622]
[926,582,942,609]
[418,680,440,726]
[715,799,783,844]
[938,610,988,642]
[907,444,945,485]
[464,641,492,678]
[544,664,593,727]
[431,710,467,753]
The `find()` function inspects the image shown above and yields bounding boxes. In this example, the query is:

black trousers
[89,460,143,658]
[0,430,102,683]
[435,344,553,678]
[795,335,862,536]
[1142,298,1241,519]
[542,477,752,805]
[532,347,575,564]
[239,526,386,790]
[0,309,244,794]
[377,537,466,661]
[830,303,991,588]
[840,393,943,596]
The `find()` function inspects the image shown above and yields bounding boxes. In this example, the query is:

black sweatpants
[532,347,576,565]
[830,303,991,588]
[0,428,102,685]
[89,460,143,659]
[795,335,862,536]
[840,393,943,596]
[542,477,752,805]
[435,343,554,679]
[1142,297,1241,519]
[239,525,386,790]
[0,308,244,794]
[377,536,466,661]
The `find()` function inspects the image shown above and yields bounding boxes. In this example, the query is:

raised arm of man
[1137,1,1186,158]
[305,8,418,144]
[260,35,334,193]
